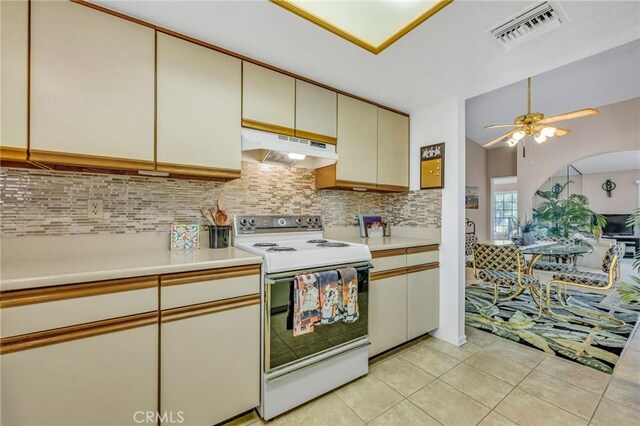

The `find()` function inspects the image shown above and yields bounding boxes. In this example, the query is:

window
[494,191,518,241]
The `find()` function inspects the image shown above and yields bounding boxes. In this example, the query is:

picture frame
[465,186,479,209]
[420,143,445,189]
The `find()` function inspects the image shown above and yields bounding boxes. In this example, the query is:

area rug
[465,282,640,374]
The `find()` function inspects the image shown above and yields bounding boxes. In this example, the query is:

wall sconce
[602,179,616,198]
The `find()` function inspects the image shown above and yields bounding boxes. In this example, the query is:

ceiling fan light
[541,127,557,137]
[534,132,547,143]
[506,138,518,147]
[512,131,525,140]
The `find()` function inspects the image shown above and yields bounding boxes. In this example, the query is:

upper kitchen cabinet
[0,0,28,162]
[156,33,241,179]
[316,94,378,190]
[377,109,409,191]
[29,1,155,171]
[242,62,295,135]
[295,80,337,144]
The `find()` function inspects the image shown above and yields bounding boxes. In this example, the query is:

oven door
[264,261,371,372]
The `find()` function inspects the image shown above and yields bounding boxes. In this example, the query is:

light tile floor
[228,324,640,426]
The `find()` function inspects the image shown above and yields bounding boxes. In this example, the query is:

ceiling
[558,150,640,175]
[467,39,640,146]
[91,0,640,114]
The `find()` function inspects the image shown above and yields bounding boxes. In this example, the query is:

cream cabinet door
[377,109,409,189]
[295,80,337,142]
[336,95,377,184]
[0,0,28,160]
[369,275,407,356]
[242,62,295,133]
[0,325,157,426]
[30,1,155,168]
[157,33,241,173]
[162,303,260,425]
[407,268,439,340]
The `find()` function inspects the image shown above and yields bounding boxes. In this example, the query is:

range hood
[241,128,337,168]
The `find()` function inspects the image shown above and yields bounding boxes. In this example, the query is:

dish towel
[318,270,343,325]
[293,273,321,336]
[338,267,359,323]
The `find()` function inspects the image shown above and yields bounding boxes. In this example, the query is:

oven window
[268,269,369,371]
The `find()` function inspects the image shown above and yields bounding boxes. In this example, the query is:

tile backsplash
[0,162,441,238]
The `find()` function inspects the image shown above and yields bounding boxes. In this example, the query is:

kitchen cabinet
[29,1,155,170]
[160,266,260,425]
[242,62,295,135]
[295,80,337,143]
[369,274,408,357]
[368,246,439,356]
[407,266,440,340]
[156,33,241,179]
[377,108,409,190]
[0,0,28,161]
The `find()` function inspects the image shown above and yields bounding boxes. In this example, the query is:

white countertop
[337,236,440,251]
[0,247,262,291]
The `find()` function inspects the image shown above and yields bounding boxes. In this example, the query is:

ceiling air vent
[488,1,568,51]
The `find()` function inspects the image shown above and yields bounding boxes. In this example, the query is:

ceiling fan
[482,77,599,148]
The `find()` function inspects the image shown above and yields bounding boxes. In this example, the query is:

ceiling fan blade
[554,128,571,137]
[538,108,599,124]
[483,130,515,147]
[483,124,520,129]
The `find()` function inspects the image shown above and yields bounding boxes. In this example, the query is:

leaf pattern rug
[465,282,640,374]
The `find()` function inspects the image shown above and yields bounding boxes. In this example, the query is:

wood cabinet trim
[407,245,439,254]
[69,0,408,118]
[160,264,261,287]
[0,147,28,162]
[156,162,241,180]
[161,293,259,323]
[0,276,159,309]
[28,149,155,171]
[371,248,408,259]
[0,311,158,354]
[315,165,407,193]
[370,267,408,281]
[293,129,337,145]
[406,262,440,274]
[241,119,295,137]
[376,184,409,192]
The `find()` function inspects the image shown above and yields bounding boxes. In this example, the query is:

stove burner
[253,242,278,247]
[267,246,297,252]
[317,242,350,248]
[307,239,328,244]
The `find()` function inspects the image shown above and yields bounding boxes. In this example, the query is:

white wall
[410,98,466,346]
[582,170,640,214]
[518,97,640,218]
[465,138,489,241]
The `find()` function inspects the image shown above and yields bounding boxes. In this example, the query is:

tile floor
[228,324,640,426]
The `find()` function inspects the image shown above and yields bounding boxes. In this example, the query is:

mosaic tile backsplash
[0,162,441,237]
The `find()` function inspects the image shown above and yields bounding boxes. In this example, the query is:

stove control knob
[313,217,320,224]
[277,218,287,226]
[306,217,313,224]
[239,218,248,226]
[249,218,257,226]
[295,217,303,225]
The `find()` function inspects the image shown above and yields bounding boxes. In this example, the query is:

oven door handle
[265,261,372,285]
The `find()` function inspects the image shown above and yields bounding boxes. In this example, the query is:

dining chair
[465,232,478,268]
[533,236,578,272]
[472,243,541,318]
[545,243,626,328]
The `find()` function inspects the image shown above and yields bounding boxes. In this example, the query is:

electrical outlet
[88,199,103,219]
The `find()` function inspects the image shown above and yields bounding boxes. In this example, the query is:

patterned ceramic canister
[170,224,200,250]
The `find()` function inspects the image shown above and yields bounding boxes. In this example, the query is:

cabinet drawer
[160,265,260,310]
[371,255,407,273]
[0,277,158,338]
[407,251,439,266]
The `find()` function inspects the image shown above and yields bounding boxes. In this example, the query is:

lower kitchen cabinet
[1,324,158,426]
[161,301,260,425]
[369,274,407,357]
[407,267,440,340]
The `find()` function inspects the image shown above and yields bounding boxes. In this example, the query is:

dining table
[520,241,594,274]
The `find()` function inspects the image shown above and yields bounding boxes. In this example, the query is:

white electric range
[234,215,372,420]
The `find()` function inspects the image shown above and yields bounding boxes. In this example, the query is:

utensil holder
[209,225,230,249]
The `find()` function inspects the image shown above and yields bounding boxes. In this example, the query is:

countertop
[0,247,262,291]
[338,236,440,251]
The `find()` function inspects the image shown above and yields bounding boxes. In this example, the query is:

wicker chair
[465,233,478,268]
[472,243,541,317]
[545,243,626,328]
